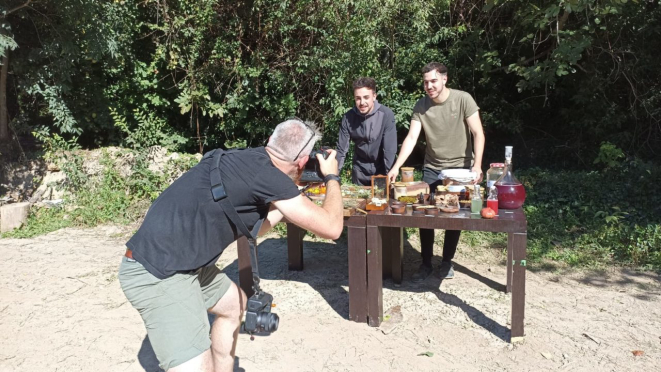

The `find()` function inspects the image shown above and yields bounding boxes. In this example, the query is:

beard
[287,167,303,182]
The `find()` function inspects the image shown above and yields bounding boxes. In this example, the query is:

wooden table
[236,214,366,313]
[237,207,527,340]
[363,207,528,339]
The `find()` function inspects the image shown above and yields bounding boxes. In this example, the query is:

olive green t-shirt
[411,89,480,170]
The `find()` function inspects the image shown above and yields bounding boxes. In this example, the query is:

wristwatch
[323,174,341,185]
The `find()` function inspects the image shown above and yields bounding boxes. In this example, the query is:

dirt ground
[1,225,660,372]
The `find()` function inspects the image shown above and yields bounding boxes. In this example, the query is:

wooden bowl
[413,204,436,212]
[391,204,406,214]
[439,206,460,213]
[424,207,439,216]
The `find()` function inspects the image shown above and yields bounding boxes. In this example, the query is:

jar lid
[489,163,505,168]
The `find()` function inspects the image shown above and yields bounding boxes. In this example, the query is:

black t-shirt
[126,147,300,279]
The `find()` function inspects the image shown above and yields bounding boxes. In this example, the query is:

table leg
[366,225,383,327]
[507,233,513,293]
[287,223,305,271]
[237,236,254,297]
[348,226,368,323]
[380,227,403,284]
[381,228,393,280]
[511,232,527,339]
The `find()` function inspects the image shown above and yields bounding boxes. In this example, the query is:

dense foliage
[2,1,660,267]
[2,0,659,165]
[520,160,661,268]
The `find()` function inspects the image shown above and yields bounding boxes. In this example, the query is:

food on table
[343,199,365,209]
[340,184,371,199]
[397,196,418,203]
[481,207,496,219]
[306,184,326,195]
[434,194,459,209]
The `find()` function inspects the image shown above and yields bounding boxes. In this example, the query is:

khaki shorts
[118,256,233,370]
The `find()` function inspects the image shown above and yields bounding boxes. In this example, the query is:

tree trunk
[0,54,9,143]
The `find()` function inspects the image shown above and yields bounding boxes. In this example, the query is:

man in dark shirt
[119,119,343,372]
[336,77,397,185]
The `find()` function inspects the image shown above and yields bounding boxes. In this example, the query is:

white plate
[438,169,477,183]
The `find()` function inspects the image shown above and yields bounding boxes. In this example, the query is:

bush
[519,160,661,268]
[2,145,199,238]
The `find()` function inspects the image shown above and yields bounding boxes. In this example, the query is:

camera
[243,292,279,335]
[299,148,330,183]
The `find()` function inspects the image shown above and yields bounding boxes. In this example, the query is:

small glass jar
[393,182,407,199]
[400,167,415,182]
[486,163,505,189]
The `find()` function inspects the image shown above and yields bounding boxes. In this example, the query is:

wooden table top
[365,207,527,233]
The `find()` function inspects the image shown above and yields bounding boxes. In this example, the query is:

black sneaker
[411,264,434,283]
[439,261,455,279]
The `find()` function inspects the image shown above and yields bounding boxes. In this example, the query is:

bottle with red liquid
[494,146,526,209]
[487,186,499,216]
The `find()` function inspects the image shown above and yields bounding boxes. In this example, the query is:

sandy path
[1,226,659,371]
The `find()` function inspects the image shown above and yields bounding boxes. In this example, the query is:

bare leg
[208,282,247,372]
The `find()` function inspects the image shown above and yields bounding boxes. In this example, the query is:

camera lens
[258,312,279,333]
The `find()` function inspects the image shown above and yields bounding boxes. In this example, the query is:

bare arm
[387,120,422,183]
[271,182,343,239]
[258,205,284,236]
[271,151,344,239]
[466,112,485,183]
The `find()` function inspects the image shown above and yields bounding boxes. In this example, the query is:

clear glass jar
[486,163,505,189]
[400,167,415,182]
[471,185,483,214]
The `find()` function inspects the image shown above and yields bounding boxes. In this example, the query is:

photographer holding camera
[119,119,343,372]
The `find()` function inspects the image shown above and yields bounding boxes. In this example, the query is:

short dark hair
[352,77,377,93]
[422,62,448,75]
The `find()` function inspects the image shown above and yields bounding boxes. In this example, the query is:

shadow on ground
[220,229,512,342]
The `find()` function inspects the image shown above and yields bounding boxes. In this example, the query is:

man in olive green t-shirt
[387,62,485,282]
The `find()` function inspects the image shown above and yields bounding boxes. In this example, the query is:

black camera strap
[205,149,263,295]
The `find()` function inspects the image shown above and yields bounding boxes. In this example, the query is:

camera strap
[205,149,263,295]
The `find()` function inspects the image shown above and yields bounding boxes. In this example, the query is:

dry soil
[1,226,660,372]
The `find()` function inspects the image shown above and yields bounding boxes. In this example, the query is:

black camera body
[244,292,279,335]
[299,148,330,183]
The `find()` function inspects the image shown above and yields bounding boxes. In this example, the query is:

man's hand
[471,165,483,184]
[318,149,339,177]
[387,166,399,183]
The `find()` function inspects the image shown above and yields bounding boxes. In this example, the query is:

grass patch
[3,146,198,239]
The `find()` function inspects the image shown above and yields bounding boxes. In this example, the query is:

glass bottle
[487,186,499,216]
[494,146,526,209]
[471,185,483,214]
[486,163,505,189]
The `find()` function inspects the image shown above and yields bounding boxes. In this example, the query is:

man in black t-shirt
[119,119,343,372]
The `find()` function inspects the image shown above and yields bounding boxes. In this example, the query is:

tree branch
[3,0,34,18]
[490,46,554,73]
